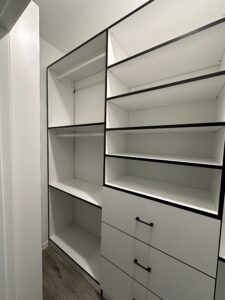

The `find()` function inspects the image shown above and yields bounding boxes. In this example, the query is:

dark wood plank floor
[43,246,101,300]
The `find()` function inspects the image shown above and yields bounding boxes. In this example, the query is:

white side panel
[49,132,74,183]
[48,71,74,127]
[216,261,225,300]
[107,102,129,128]
[49,188,74,236]
[107,71,129,98]
[9,2,42,299]
[0,34,16,300]
[108,32,128,65]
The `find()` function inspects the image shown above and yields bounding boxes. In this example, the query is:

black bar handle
[136,217,154,227]
[133,258,151,273]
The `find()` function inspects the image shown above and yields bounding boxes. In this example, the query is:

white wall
[40,0,148,247]
[40,38,63,247]
[0,2,42,299]
[37,0,148,53]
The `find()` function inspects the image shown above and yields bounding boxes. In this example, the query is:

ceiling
[34,0,147,53]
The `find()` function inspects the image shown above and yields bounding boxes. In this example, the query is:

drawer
[102,187,220,277]
[101,257,161,300]
[102,223,215,300]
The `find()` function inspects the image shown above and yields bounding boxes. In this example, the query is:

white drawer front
[101,257,161,300]
[102,187,220,277]
[102,223,215,300]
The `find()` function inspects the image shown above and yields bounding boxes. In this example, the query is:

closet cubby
[106,73,225,128]
[49,124,104,207]
[107,20,225,98]
[106,126,225,168]
[48,32,106,127]
[108,0,225,66]
[49,188,101,282]
[105,156,222,215]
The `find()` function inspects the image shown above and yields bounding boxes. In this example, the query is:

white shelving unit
[105,4,225,219]
[49,188,101,281]
[108,0,225,65]
[47,32,106,282]
[107,20,225,98]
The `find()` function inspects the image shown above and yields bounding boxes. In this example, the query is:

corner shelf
[49,179,102,208]
[50,224,101,282]
[107,19,225,98]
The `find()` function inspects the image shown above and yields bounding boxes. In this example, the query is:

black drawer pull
[136,217,154,227]
[133,258,151,272]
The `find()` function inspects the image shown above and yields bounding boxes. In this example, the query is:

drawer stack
[101,1,225,299]
[101,187,220,300]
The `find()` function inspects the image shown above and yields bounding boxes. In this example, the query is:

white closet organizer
[108,0,225,66]
[107,19,225,98]
[47,32,106,283]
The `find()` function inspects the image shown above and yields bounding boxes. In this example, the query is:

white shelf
[50,224,101,281]
[108,153,221,167]
[220,222,225,259]
[57,52,106,82]
[107,125,224,134]
[107,73,225,108]
[49,32,106,82]
[106,175,217,215]
[50,178,102,207]
[107,21,225,97]
[108,0,225,65]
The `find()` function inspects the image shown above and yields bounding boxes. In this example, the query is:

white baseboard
[42,240,49,250]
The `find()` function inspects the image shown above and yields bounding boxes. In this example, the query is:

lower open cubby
[49,187,101,282]
[105,156,222,215]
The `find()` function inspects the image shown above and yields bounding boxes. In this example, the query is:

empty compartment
[107,21,225,98]
[48,32,106,127]
[107,74,225,127]
[108,0,225,65]
[49,124,104,207]
[105,157,222,215]
[106,127,225,167]
[49,188,101,282]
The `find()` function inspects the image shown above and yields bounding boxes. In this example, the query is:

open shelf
[50,179,102,207]
[107,20,225,98]
[49,125,104,207]
[105,157,221,215]
[51,224,101,282]
[48,32,106,128]
[106,126,225,168]
[107,72,225,128]
[48,122,105,130]
[108,0,225,65]
[49,188,101,282]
